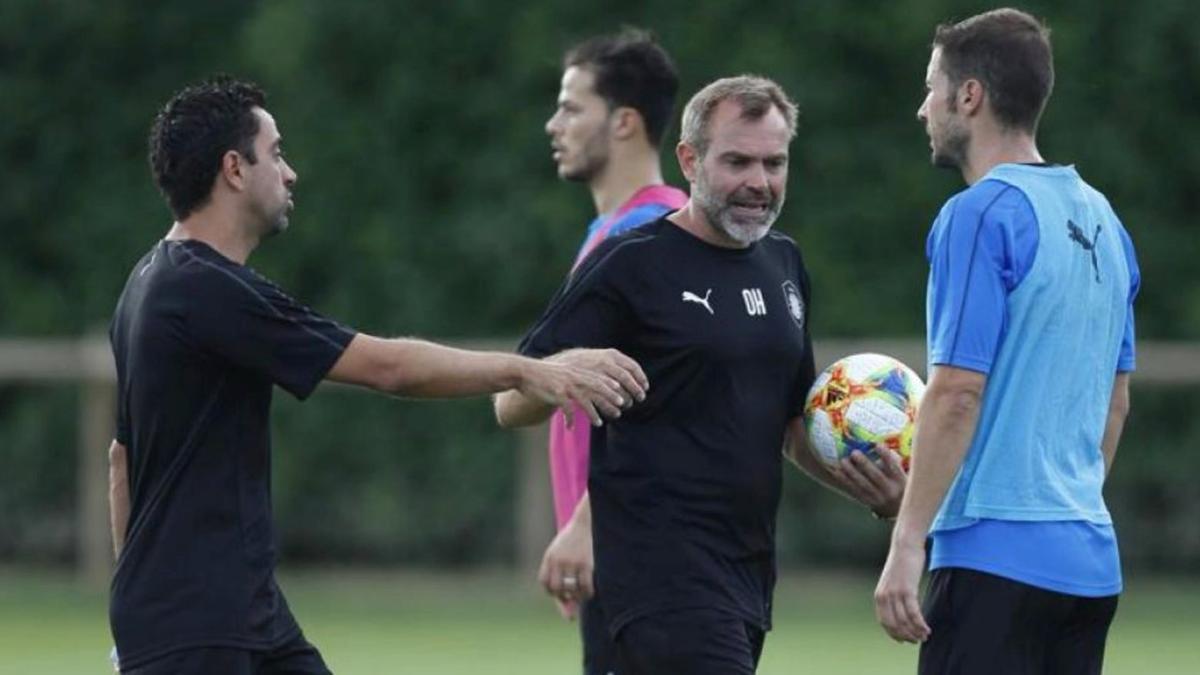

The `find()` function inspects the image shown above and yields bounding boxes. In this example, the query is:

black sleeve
[189,268,356,400]
[789,252,817,418]
[517,242,633,358]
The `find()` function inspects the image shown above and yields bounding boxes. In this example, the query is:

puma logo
[682,289,714,315]
[1067,219,1102,283]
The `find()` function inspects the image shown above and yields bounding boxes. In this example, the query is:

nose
[283,160,297,186]
[545,111,560,137]
[745,163,769,191]
[916,99,928,123]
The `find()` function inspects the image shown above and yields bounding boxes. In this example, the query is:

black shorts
[124,632,331,675]
[580,597,619,675]
[920,567,1118,675]
[614,608,765,675]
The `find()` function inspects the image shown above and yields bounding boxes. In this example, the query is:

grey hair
[679,75,798,156]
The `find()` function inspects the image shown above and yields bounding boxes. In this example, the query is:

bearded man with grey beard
[495,75,907,674]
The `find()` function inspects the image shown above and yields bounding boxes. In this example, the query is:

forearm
[108,440,129,560]
[387,339,528,396]
[494,389,555,428]
[891,381,981,548]
[566,492,591,529]
[330,335,530,397]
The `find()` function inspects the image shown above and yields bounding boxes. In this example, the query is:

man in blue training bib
[874,9,1140,675]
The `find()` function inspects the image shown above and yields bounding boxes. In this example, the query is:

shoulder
[166,242,290,315]
[949,179,1032,226]
[574,218,669,281]
[764,229,807,268]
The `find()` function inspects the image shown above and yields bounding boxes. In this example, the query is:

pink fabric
[547,185,687,529]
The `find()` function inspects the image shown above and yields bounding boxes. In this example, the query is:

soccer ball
[803,353,926,470]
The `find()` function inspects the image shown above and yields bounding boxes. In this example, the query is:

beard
[931,123,969,170]
[254,199,291,239]
[559,127,611,183]
[693,165,783,246]
[929,97,970,170]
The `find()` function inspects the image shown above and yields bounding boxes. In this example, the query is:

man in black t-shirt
[107,76,646,675]
[495,76,907,674]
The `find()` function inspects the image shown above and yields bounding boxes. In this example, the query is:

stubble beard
[560,127,611,184]
[694,165,782,246]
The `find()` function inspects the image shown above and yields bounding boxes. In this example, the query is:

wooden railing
[2,336,1197,587]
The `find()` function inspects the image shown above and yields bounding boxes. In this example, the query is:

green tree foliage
[1,0,1197,567]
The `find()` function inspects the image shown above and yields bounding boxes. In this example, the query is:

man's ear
[959,79,986,117]
[676,141,698,182]
[219,150,247,191]
[611,107,644,142]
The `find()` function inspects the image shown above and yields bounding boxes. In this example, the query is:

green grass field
[1,568,1195,674]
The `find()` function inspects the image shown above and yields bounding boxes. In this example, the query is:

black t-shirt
[519,217,816,634]
[108,239,355,668]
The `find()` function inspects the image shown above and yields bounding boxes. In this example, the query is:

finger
[850,449,889,484]
[612,350,649,392]
[578,565,595,599]
[586,373,627,409]
[571,396,603,428]
[607,350,650,398]
[901,590,931,642]
[604,367,644,405]
[538,556,555,595]
[876,447,907,479]
[558,401,576,430]
[839,454,883,503]
[888,595,917,643]
[555,597,578,621]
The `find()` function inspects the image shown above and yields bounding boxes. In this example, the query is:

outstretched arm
[327,335,630,427]
[874,365,985,643]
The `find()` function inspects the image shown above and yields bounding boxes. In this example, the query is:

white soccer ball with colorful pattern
[803,353,925,470]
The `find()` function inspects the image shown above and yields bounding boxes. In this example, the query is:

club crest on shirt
[781,281,805,331]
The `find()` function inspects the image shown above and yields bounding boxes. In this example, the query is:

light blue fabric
[928,164,1138,531]
[931,519,1122,597]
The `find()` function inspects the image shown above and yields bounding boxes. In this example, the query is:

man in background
[534,27,686,675]
[874,9,1140,675]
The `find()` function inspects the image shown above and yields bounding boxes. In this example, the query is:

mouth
[728,200,770,219]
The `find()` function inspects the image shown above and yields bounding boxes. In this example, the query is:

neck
[961,127,1043,185]
[589,144,665,215]
[165,202,259,264]
[666,200,748,249]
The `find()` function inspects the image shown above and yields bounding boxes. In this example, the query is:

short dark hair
[149,75,266,220]
[564,28,679,147]
[933,8,1054,133]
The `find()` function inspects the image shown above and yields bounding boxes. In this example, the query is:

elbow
[925,376,985,423]
[108,442,127,476]
[493,395,514,429]
[493,391,525,429]
[375,364,411,396]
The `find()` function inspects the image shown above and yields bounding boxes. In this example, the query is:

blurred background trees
[2,0,1197,570]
